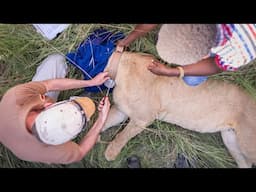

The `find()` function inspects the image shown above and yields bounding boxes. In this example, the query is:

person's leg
[32,53,68,101]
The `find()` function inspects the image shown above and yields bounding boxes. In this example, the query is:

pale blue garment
[182,76,208,86]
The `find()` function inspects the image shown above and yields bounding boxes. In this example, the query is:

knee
[48,53,66,67]
[49,53,68,73]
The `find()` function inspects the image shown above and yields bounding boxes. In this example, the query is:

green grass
[1,24,256,168]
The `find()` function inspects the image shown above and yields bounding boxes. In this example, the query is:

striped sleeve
[211,24,256,71]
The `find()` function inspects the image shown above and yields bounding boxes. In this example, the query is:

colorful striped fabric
[211,24,256,71]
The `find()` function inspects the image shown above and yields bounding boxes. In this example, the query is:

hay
[1,24,255,167]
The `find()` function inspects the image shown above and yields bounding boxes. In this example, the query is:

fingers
[148,59,157,70]
[98,96,110,111]
[116,45,124,53]
[94,72,111,85]
[98,103,103,111]
[103,76,110,83]
[148,63,156,69]
[103,96,110,105]
[98,97,105,111]
[152,60,161,65]
[100,97,105,104]
[102,97,111,113]
[97,96,111,122]
[100,71,110,79]
[101,72,110,81]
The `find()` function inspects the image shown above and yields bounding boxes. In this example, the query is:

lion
[101,50,256,168]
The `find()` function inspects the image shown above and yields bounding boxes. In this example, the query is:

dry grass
[1,24,256,168]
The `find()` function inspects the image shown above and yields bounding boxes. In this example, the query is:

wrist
[166,67,184,78]
[165,67,179,76]
[176,66,184,78]
[97,115,106,124]
[86,80,93,87]
[88,79,98,87]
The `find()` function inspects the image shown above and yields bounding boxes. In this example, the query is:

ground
[1,24,256,168]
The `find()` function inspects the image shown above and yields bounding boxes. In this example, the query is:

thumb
[148,62,156,69]
[104,76,111,81]
[103,96,109,103]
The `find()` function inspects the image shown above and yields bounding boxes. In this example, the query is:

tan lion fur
[102,51,256,168]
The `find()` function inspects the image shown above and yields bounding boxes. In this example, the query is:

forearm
[42,78,95,92]
[165,57,222,76]
[78,117,105,157]
[182,57,222,76]
[121,24,158,46]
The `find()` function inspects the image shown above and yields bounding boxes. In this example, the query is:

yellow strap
[177,66,184,79]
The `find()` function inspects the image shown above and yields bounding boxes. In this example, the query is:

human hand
[116,39,128,48]
[147,60,172,76]
[91,72,110,86]
[97,96,111,123]
[116,39,128,52]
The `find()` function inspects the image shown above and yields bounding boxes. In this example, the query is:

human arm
[77,96,111,160]
[21,97,110,164]
[148,57,223,77]
[117,24,158,50]
[41,71,110,92]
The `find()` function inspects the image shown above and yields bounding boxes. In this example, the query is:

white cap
[34,97,95,145]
